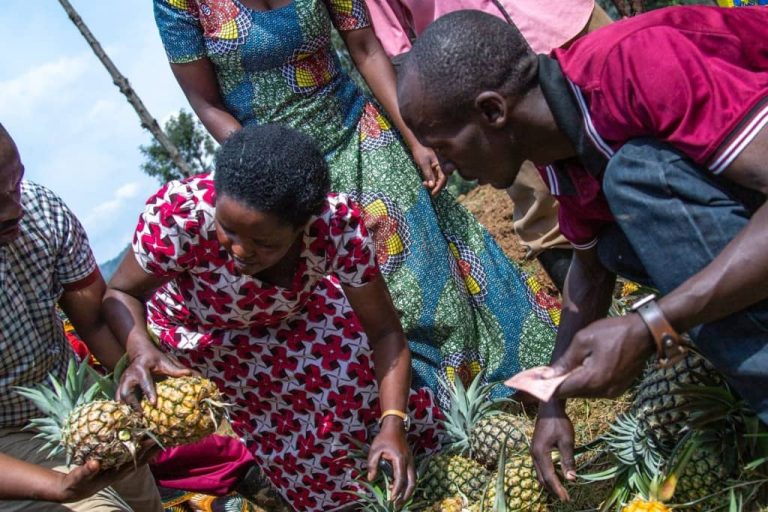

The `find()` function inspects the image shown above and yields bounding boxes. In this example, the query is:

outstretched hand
[116,344,193,409]
[552,314,655,399]
[530,400,575,502]
[508,315,655,401]
[367,419,416,506]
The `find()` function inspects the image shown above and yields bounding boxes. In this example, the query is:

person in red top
[395,5,768,502]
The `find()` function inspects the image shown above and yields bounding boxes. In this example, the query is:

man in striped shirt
[396,5,768,502]
[0,123,162,511]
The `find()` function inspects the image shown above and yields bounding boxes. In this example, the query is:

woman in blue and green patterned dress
[152,0,556,421]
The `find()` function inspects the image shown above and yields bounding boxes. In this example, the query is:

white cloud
[116,182,142,199]
[84,181,144,224]
[0,55,90,119]
[0,3,190,263]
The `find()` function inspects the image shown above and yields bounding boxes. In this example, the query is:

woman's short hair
[214,124,330,227]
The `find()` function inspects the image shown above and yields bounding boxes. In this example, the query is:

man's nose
[438,158,457,175]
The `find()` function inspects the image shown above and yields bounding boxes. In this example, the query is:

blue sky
[0,2,190,263]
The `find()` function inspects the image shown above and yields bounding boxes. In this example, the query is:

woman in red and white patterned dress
[104,125,442,511]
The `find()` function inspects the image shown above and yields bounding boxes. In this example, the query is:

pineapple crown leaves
[13,357,106,457]
[348,474,419,512]
[603,412,665,473]
[437,371,509,453]
[87,353,129,400]
[492,432,511,512]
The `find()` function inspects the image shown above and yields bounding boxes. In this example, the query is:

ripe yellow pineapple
[424,495,469,512]
[420,454,490,502]
[440,373,532,469]
[621,498,672,512]
[469,455,547,511]
[141,375,227,446]
[16,358,146,469]
[62,399,146,467]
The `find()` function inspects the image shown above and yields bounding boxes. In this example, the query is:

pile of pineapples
[356,349,766,512]
[592,350,768,512]
[416,374,547,512]
[16,357,227,469]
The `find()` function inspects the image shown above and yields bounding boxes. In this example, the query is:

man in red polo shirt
[396,5,768,501]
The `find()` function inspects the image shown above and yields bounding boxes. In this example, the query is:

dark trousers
[596,138,768,424]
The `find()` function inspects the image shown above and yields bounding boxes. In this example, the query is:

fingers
[367,448,382,482]
[388,453,407,504]
[116,371,143,409]
[403,457,417,501]
[532,447,570,502]
[420,160,436,189]
[555,365,608,399]
[558,438,577,482]
[157,355,193,377]
[430,162,446,196]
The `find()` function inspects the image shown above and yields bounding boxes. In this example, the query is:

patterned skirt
[325,102,559,405]
[163,278,443,512]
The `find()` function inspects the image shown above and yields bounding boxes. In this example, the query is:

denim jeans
[596,138,768,424]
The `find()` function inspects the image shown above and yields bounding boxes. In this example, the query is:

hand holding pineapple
[114,334,194,410]
[0,446,158,503]
[367,416,417,507]
[116,344,229,448]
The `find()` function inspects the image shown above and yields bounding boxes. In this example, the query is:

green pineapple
[420,453,490,502]
[632,351,722,447]
[590,351,743,511]
[440,373,532,469]
[15,357,146,469]
[671,445,729,511]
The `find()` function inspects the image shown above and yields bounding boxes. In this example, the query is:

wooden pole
[57,0,193,177]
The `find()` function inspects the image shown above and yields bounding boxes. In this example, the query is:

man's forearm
[102,289,156,359]
[550,250,616,363]
[0,453,66,501]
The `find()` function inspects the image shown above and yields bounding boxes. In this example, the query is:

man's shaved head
[398,10,538,120]
[0,123,24,244]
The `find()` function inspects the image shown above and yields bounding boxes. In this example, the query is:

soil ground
[457,186,558,295]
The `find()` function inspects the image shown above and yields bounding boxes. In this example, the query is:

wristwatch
[631,294,688,368]
[379,409,411,430]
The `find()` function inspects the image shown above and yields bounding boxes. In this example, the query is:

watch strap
[633,295,688,368]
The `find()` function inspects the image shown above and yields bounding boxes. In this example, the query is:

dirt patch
[458,186,559,297]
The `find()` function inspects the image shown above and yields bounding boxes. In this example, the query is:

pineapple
[621,498,671,512]
[424,495,470,512]
[440,373,532,468]
[15,357,146,469]
[469,455,547,511]
[419,454,490,502]
[632,351,722,448]
[141,375,226,447]
[61,399,146,467]
[670,445,728,511]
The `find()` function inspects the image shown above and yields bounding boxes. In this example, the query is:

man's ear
[474,91,508,128]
